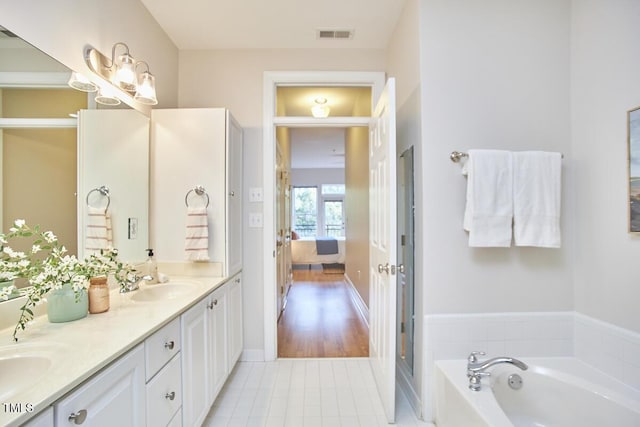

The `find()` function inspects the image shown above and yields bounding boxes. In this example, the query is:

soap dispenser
[145,249,159,284]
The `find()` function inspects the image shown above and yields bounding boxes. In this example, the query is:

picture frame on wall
[629,106,640,232]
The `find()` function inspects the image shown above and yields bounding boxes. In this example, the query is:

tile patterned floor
[203,359,434,427]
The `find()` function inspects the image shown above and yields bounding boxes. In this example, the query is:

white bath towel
[185,206,210,261]
[85,206,113,255]
[513,151,562,248]
[463,149,513,247]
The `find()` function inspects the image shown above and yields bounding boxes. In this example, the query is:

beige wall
[2,88,85,256]
[179,48,386,353]
[345,126,370,305]
[572,0,640,333]
[3,128,77,254]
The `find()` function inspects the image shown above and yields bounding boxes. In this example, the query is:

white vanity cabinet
[144,318,182,427]
[227,273,243,368]
[151,108,243,276]
[54,344,146,426]
[180,285,227,427]
[180,275,243,426]
[22,407,52,427]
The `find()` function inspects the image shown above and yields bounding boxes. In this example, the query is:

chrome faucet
[120,274,153,293]
[466,351,528,391]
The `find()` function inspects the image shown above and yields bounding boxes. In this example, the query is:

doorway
[275,123,369,358]
[263,72,385,361]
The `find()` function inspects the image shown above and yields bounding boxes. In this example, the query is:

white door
[369,78,397,423]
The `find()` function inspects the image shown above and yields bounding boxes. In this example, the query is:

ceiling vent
[317,29,354,40]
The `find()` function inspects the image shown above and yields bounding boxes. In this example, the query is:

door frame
[262,71,385,360]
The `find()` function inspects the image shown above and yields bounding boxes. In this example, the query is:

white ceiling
[290,128,346,169]
[140,0,406,50]
[140,0,395,170]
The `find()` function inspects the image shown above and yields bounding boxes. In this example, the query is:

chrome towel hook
[185,185,210,208]
[86,186,111,213]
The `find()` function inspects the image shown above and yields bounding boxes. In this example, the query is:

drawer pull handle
[213,299,218,306]
[207,302,214,310]
[165,391,176,401]
[164,341,175,350]
[68,409,87,424]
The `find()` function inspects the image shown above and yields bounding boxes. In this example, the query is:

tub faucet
[466,351,528,391]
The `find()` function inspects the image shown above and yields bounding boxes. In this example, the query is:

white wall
[0,0,179,110]
[419,0,573,316]
[572,0,640,334]
[386,0,424,415]
[178,48,386,355]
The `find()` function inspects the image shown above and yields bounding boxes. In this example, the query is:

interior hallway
[277,269,369,358]
[204,359,433,426]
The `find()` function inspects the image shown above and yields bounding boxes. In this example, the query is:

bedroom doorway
[276,123,369,358]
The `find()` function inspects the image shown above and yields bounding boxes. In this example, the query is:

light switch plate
[249,212,263,228]
[249,187,263,202]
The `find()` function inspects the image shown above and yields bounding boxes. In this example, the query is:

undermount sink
[131,282,199,302]
[0,343,58,401]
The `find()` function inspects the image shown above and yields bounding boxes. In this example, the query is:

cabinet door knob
[207,302,214,310]
[165,391,176,401]
[213,299,218,306]
[164,341,175,350]
[68,409,88,424]
[229,191,235,197]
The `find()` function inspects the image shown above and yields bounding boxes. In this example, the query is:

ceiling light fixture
[311,97,330,118]
[77,42,159,106]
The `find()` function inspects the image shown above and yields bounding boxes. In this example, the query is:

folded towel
[85,206,112,255]
[513,151,562,248]
[185,206,210,261]
[463,149,513,247]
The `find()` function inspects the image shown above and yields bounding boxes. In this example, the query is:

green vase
[47,283,88,323]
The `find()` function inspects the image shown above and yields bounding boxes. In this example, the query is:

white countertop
[0,274,228,427]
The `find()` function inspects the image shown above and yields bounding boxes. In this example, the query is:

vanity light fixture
[67,71,98,92]
[94,86,121,106]
[311,97,330,118]
[133,61,158,105]
[80,42,159,106]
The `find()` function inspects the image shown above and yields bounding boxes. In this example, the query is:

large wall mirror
[0,26,149,293]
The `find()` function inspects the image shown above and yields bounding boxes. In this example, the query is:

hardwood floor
[277,269,369,358]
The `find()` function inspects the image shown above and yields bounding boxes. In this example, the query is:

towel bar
[185,185,210,208]
[86,186,111,212]
[450,150,563,162]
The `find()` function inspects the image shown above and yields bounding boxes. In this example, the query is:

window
[292,186,317,237]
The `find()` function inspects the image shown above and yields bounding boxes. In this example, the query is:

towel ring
[185,185,210,208]
[86,186,111,213]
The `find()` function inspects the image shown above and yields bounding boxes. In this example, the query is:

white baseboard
[344,273,369,327]
[240,349,265,362]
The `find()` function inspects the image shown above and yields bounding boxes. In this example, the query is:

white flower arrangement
[0,220,134,342]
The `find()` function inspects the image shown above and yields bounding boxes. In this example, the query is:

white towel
[463,149,513,247]
[85,207,113,255]
[185,206,210,261]
[513,151,562,248]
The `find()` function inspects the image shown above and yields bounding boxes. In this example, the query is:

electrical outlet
[249,187,263,202]
[249,212,263,228]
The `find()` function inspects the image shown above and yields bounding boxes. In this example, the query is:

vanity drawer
[146,352,182,427]
[145,317,181,381]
